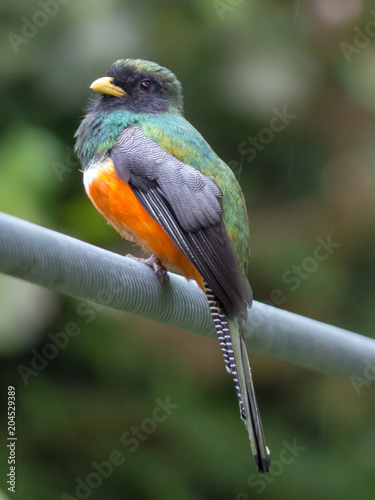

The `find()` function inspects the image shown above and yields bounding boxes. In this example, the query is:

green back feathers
[139,115,251,274]
[74,59,250,275]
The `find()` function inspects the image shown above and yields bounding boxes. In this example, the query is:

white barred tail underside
[204,282,271,473]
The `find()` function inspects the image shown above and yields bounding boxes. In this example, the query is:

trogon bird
[75,59,271,473]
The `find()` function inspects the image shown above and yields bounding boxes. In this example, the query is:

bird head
[89,59,184,115]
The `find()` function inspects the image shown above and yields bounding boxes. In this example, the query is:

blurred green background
[1,0,375,499]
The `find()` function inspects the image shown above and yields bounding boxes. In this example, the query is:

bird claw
[126,254,169,283]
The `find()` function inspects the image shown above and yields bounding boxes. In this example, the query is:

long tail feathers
[205,284,271,473]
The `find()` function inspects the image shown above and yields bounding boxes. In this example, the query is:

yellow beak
[90,77,127,97]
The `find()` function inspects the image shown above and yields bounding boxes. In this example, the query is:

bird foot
[126,254,169,283]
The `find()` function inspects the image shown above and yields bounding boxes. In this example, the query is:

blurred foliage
[1,0,375,499]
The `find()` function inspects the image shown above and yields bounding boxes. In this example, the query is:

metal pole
[1,211,374,387]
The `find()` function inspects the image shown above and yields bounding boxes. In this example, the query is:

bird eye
[140,80,152,92]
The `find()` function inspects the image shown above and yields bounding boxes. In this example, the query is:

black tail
[205,284,271,473]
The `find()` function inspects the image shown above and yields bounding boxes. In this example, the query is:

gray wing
[111,126,222,232]
[110,126,252,316]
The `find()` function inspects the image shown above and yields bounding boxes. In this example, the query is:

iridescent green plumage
[75,59,250,277]
[75,59,270,472]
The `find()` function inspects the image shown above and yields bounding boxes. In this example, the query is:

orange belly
[84,158,204,289]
